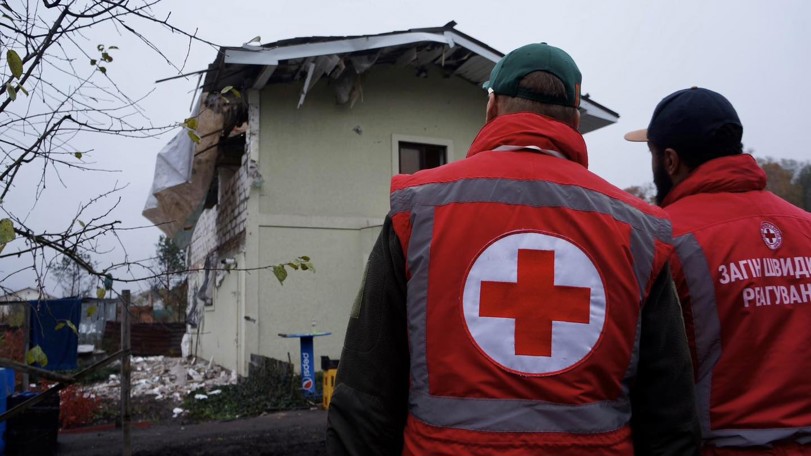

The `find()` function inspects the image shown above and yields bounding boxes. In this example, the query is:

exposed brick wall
[189,153,253,266]
[215,157,251,255]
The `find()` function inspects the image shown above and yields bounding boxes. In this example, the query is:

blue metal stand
[277,331,331,397]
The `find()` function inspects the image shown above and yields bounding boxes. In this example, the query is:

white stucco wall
[196,261,242,372]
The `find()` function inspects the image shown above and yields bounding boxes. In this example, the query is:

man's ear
[485,93,498,123]
[663,148,681,176]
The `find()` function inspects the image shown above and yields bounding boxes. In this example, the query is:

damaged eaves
[201,22,620,126]
[203,23,506,110]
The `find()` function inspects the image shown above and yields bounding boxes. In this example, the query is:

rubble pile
[84,356,238,403]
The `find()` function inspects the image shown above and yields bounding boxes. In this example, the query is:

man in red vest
[327,43,700,456]
[626,87,811,455]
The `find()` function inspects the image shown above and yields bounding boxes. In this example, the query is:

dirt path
[56,409,327,456]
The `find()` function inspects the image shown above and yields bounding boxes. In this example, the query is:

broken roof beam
[252,64,278,89]
[297,55,342,108]
[414,45,447,67]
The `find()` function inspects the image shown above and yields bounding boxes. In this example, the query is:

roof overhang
[208,24,618,132]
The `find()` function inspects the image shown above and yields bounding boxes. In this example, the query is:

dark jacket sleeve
[326,215,409,456]
[631,264,702,456]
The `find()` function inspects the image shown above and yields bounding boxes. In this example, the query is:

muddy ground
[57,408,327,456]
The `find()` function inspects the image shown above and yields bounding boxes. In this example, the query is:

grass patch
[182,363,323,421]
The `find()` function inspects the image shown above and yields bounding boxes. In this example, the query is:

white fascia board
[444,32,503,63]
[581,98,619,123]
[224,31,451,66]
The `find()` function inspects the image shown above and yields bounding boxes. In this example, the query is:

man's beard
[653,161,674,206]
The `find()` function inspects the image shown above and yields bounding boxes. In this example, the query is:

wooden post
[120,290,132,456]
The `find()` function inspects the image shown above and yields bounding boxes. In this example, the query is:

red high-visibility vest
[390,113,673,455]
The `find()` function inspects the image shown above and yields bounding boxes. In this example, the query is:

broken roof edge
[221,22,502,67]
[214,22,618,125]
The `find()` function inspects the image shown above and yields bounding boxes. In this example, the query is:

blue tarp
[29,298,81,371]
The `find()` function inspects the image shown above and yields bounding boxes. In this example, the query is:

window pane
[399,146,421,174]
[398,141,446,174]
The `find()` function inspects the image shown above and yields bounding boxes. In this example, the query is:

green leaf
[300,256,311,261]
[7,49,22,79]
[86,306,97,317]
[26,345,48,367]
[96,287,106,299]
[55,322,66,331]
[17,85,27,96]
[6,83,16,101]
[286,262,299,270]
[90,59,97,66]
[78,219,85,227]
[98,66,107,74]
[272,264,288,285]
[74,152,83,159]
[187,130,200,143]
[102,52,112,62]
[108,46,119,50]
[66,320,78,335]
[184,117,198,130]
[219,86,241,98]
[104,274,113,290]
[0,218,14,244]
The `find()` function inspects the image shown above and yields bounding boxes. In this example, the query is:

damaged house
[143,22,619,376]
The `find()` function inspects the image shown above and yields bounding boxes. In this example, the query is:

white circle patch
[760,221,783,250]
[463,232,606,375]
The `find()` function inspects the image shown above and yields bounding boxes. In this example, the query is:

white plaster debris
[194,394,208,400]
[84,356,238,403]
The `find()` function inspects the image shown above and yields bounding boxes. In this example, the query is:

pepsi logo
[301,379,314,391]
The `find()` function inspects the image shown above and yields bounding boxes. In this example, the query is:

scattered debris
[84,356,237,403]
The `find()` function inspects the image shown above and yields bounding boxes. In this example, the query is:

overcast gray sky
[3,0,809,293]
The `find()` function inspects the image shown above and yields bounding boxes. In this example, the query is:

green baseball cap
[483,43,581,108]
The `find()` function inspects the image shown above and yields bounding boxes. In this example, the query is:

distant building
[0,287,54,302]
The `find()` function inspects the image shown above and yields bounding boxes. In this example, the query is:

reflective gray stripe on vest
[392,178,671,300]
[673,233,720,437]
[409,390,631,433]
[675,233,811,446]
[394,178,670,433]
[707,428,811,447]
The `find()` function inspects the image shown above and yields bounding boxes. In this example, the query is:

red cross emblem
[760,221,783,250]
[480,249,591,357]
[463,231,606,375]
